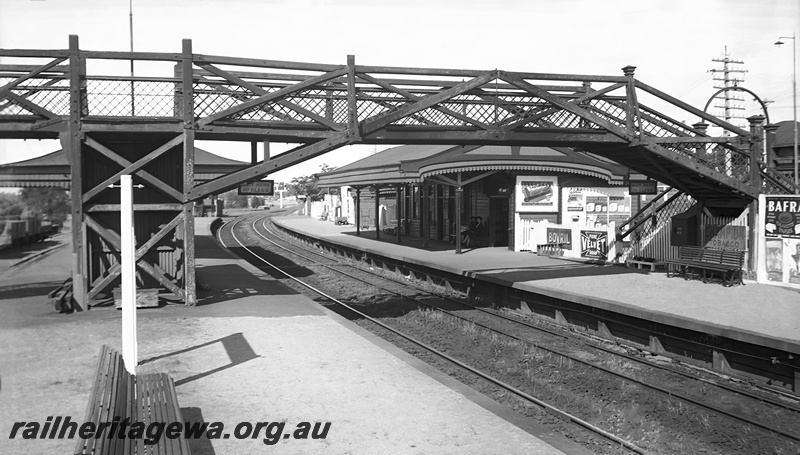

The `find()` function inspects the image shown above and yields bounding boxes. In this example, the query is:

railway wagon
[0,217,59,250]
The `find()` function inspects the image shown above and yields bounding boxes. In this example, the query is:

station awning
[0,148,248,189]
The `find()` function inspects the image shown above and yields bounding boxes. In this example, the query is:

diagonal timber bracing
[2,35,798,309]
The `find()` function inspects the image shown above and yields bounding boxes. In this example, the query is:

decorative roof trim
[419,161,621,184]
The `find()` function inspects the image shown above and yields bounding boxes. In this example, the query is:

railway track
[218,212,800,454]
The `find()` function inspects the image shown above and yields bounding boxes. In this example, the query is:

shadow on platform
[225,245,317,279]
[180,407,216,455]
[195,264,298,306]
[473,259,650,283]
[195,236,236,260]
[0,281,64,300]
[0,239,62,260]
[341,229,473,252]
[141,332,259,388]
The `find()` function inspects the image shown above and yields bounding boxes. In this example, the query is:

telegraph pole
[710,46,747,130]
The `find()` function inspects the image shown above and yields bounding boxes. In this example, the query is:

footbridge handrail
[0,36,792,203]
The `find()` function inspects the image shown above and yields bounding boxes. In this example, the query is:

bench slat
[123,374,135,455]
[133,374,146,455]
[75,346,111,455]
[151,374,177,454]
[167,375,191,454]
[96,347,119,455]
[110,354,133,455]
[99,349,125,455]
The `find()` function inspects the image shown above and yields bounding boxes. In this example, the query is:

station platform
[272,215,800,356]
[0,217,584,455]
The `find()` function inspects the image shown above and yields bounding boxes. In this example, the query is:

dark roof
[331,145,453,173]
[0,148,247,169]
[316,144,636,187]
[0,148,248,188]
[774,121,800,148]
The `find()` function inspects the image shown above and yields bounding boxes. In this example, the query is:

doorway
[435,185,444,240]
[489,197,509,247]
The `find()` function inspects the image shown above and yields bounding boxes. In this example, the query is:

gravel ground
[0,220,573,455]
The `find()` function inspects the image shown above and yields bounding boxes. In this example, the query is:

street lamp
[775,34,797,193]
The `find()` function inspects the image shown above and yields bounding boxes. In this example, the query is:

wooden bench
[75,345,190,455]
[666,246,745,286]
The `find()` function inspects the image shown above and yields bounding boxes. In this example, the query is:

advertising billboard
[516,176,558,212]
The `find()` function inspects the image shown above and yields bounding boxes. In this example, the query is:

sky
[0,0,798,188]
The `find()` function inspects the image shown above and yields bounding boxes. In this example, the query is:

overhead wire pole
[710,47,747,131]
[775,34,798,193]
[129,0,135,116]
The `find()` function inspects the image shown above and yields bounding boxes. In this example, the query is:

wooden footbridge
[1,36,795,309]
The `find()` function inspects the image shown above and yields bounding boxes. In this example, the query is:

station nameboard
[628,180,657,195]
[238,181,275,196]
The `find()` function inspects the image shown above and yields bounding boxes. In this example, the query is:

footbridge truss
[1,36,796,308]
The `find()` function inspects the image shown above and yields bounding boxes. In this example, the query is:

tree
[288,175,320,200]
[19,188,70,222]
[0,192,23,217]
[222,190,249,209]
[289,164,337,202]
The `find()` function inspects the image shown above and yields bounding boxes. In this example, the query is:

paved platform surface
[273,215,800,354]
[0,217,582,455]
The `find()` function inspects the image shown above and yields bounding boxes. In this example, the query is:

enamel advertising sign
[580,230,608,259]
[516,176,558,212]
[765,196,800,239]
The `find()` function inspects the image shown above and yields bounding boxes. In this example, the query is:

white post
[121,175,137,375]
[756,194,767,283]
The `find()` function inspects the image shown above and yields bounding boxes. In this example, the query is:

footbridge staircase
[1,36,795,308]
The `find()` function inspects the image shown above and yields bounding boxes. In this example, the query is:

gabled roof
[774,121,800,148]
[316,144,635,187]
[0,148,247,170]
[0,148,248,188]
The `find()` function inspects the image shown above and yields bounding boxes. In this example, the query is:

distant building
[316,144,650,260]
[770,121,800,180]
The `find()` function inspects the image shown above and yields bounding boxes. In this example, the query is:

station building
[315,144,651,261]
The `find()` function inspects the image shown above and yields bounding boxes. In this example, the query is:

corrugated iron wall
[622,192,750,263]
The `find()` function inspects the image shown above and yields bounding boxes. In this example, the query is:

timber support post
[67,34,88,310]
[396,185,402,244]
[747,115,765,274]
[346,54,360,143]
[374,185,381,240]
[455,185,463,254]
[182,38,196,306]
[421,183,429,249]
[355,187,362,236]
[622,65,640,137]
